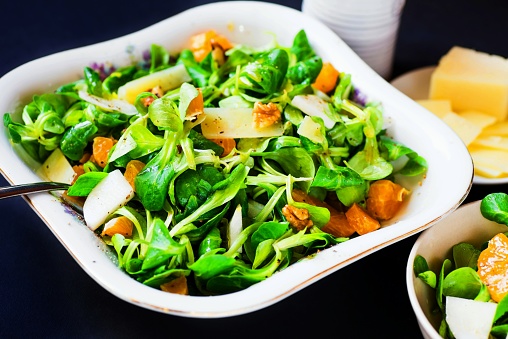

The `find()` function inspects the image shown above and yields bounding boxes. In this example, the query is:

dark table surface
[1,1,507,338]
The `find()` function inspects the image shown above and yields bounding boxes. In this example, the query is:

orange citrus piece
[186,89,204,118]
[345,203,381,235]
[124,159,145,191]
[71,164,85,184]
[291,189,356,237]
[160,275,189,295]
[92,136,115,168]
[189,30,233,62]
[477,233,508,302]
[312,62,340,94]
[366,179,409,220]
[101,216,133,237]
[209,138,236,157]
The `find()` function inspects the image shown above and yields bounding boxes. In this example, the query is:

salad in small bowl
[408,193,508,338]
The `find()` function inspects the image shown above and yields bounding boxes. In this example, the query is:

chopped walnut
[252,102,281,129]
[151,85,164,98]
[282,205,314,231]
[140,85,164,107]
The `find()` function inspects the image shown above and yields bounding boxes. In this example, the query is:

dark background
[1,1,507,338]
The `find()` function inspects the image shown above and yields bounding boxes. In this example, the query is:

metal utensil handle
[0,182,70,199]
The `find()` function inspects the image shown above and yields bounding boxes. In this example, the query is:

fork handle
[0,182,70,199]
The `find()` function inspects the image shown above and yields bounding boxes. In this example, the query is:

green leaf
[197,227,223,257]
[142,219,186,270]
[238,48,289,96]
[442,267,483,300]
[84,67,102,97]
[102,66,137,95]
[149,44,170,73]
[291,29,315,61]
[413,254,430,276]
[437,259,452,312]
[261,147,315,192]
[170,163,250,237]
[494,293,508,326]
[67,171,108,196]
[418,271,437,289]
[134,132,178,211]
[287,56,322,85]
[189,254,237,280]
[311,165,364,190]
[251,221,289,251]
[481,193,508,226]
[148,96,182,132]
[452,242,481,270]
[60,120,98,161]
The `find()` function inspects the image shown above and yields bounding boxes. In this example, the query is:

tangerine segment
[477,233,508,302]
[160,275,189,295]
[189,30,233,62]
[312,62,340,94]
[345,203,381,236]
[209,138,236,157]
[292,189,355,237]
[101,216,133,237]
[92,136,115,168]
[366,179,409,220]
[124,159,145,191]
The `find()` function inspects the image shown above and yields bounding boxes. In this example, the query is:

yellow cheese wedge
[429,46,508,121]
[441,112,483,146]
[471,135,508,151]
[479,121,508,137]
[469,147,508,177]
[416,99,452,118]
[37,148,76,184]
[117,64,191,103]
[201,107,284,139]
[474,164,505,178]
[459,111,497,129]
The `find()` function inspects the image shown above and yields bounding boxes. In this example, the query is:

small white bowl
[406,200,508,338]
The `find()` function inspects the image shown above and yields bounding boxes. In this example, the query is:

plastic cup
[302,0,405,79]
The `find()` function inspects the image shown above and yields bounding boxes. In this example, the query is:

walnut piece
[140,85,164,107]
[282,205,314,231]
[252,102,281,129]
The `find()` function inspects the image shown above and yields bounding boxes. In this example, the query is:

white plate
[391,67,508,185]
[0,1,473,318]
[390,66,435,101]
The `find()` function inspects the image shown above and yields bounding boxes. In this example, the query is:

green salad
[3,29,427,295]
[414,193,508,339]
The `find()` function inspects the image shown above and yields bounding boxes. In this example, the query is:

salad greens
[4,29,427,296]
[414,192,508,338]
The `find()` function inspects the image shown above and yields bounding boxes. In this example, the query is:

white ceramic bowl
[406,200,508,338]
[0,1,473,318]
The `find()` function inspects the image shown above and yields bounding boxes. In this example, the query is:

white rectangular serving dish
[0,1,473,318]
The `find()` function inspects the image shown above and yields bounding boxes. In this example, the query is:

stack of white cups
[302,0,406,79]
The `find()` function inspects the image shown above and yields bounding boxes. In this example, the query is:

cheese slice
[471,135,508,151]
[441,112,482,146]
[469,147,508,174]
[459,110,497,129]
[416,99,452,118]
[479,121,508,137]
[429,46,508,121]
